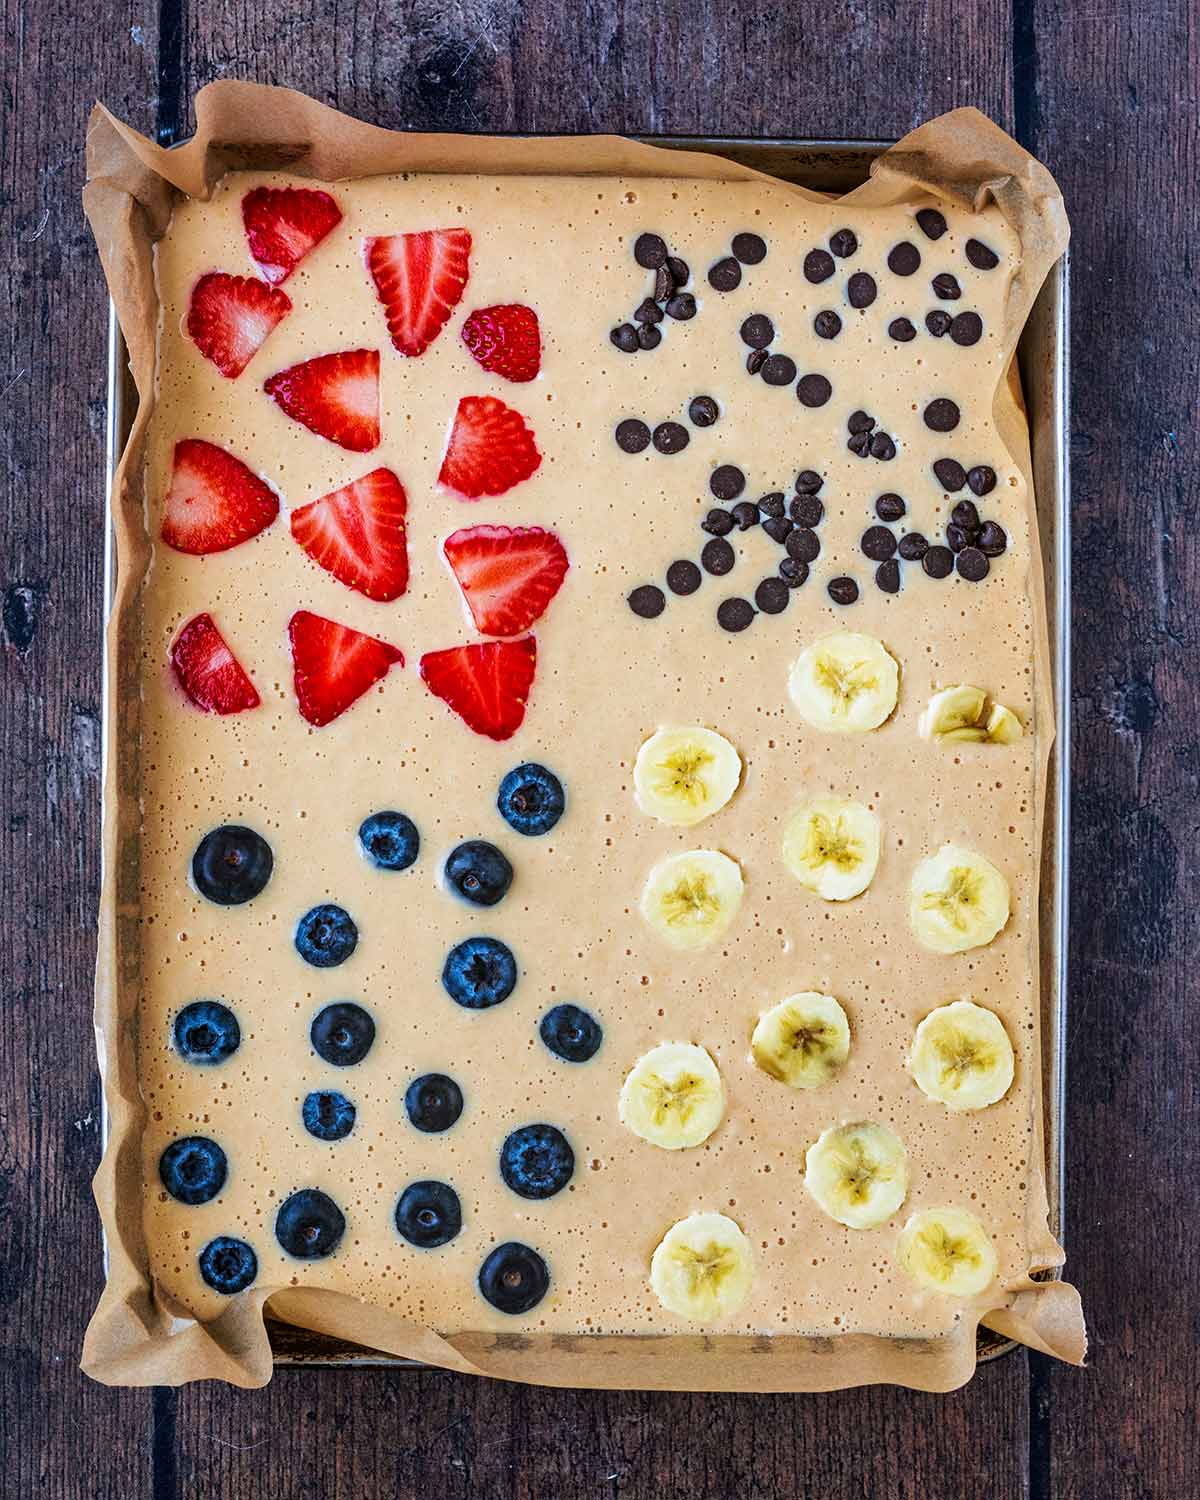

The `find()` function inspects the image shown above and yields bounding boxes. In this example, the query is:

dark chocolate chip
[950,312,983,347]
[887,241,921,276]
[654,264,674,303]
[688,395,719,427]
[933,458,967,491]
[870,431,897,460]
[740,313,775,349]
[731,500,760,531]
[898,531,929,561]
[946,523,970,553]
[875,558,901,593]
[967,464,997,496]
[847,272,877,309]
[667,256,690,286]
[876,492,906,522]
[889,317,917,342]
[762,353,798,386]
[923,398,961,432]
[628,584,665,618]
[922,544,954,578]
[746,348,767,374]
[797,373,833,408]
[615,418,652,453]
[666,292,697,320]
[977,521,1008,557]
[829,227,858,258]
[861,525,897,561]
[951,498,981,532]
[635,297,664,324]
[707,258,741,292]
[795,469,824,494]
[701,508,734,537]
[814,310,843,340]
[754,576,790,614]
[966,238,1000,270]
[762,516,793,544]
[932,273,962,301]
[652,421,689,454]
[731,232,767,265]
[916,207,948,241]
[779,557,808,587]
[847,410,875,434]
[925,309,953,337]
[710,464,746,500]
[757,491,786,518]
[956,546,990,581]
[717,597,755,632]
[701,537,736,576]
[634,233,668,269]
[666,559,702,595]
[847,431,871,456]
[789,494,824,527]
[827,575,859,605]
[610,323,639,352]
[637,324,662,349]
[803,249,836,284]
[786,527,821,564]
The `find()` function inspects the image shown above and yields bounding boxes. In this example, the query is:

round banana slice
[650,1211,754,1322]
[918,685,988,741]
[619,1041,725,1149]
[751,992,851,1090]
[804,1121,909,1229]
[634,726,742,826]
[788,631,900,734]
[782,797,881,901]
[640,849,744,950]
[909,844,1010,954]
[896,1207,998,1297]
[910,999,1015,1111]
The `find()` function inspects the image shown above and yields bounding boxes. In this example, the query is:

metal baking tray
[103,135,1070,1371]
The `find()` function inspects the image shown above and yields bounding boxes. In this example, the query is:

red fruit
[365,228,471,356]
[438,396,541,499]
[170,613,260,714]
[461,304,541,382]
[185,273,291,378]
[287,610,404,728]
[264,349,380,452]
[242,186,343,285]
[161,439,280,555]
[443,525,568,636]
[419,637,537,741]
[290,468,409,602]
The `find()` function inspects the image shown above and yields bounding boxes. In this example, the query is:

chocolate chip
[847,410,874,434]
[701,537,736,576]
[717,597,755,632]
[977,521,1008,557]
[923,398,961,433]
[966,238,999,270]
[916,207,948,240]
[702,508,734,536]
[635,297,664,324]
[803,249,836,284]
[666,559,702,595]
[847,431,871,457]
[707,258,741,292]
[827,576,859,605]
[634,233,668,269]
[628,584,665,618]
[731,232,767,265]
[746,349,767,375]
[870,431,897,460]
[667,256,690,286]
[887,241,921,276]
[762,353,798,386]
[787,527,821,564]
[754,576,790,614]
[889,317,917,342]
[847,272,877,309]
[950,312,983,347]
[875,559,901,593]
[876,492,906,522]
[829,227,858,258]
[967,464,997,496]
[956,546,990,581]
[666,292,696,320]
[794,470,824,494]
[615,418,651,453]
[610,323,639,352]
[951,498,981,532]
[861,525,897,561]
[925,309,953,337]
[898,532,929,561]
[922,545,954,578]
[740,313,774,349]
[779,557,808,587]
[797,374,832,408]
[762,515,793,544]
[688,395,719,427]
[731,500,760,530]
[932,273,962,300]
[789,494,824,527]
[933,458,967,491]
[757,491,786,518]
[946,523,970,553]
[814,310,842,340]
[637,324,662,349]
[652,421,689,454]
[654,265,674,303]
[710,464,746,500]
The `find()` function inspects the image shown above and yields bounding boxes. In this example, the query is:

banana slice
[909,844,1010,954]
[640,849,744,950]
[788,631,900,734]
[804,1121,909,1229]
[782,797,881,901]
[751,992,851,1090]
[896,1208,998,1297]
[985,702,1024,744]
[650,1211,754,1322]
[619,1041,725,1148]
[919,685,1024,744]
[634,726,742,826]
[910,999,1015,1111]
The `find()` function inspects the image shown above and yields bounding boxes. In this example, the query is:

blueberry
[295,903,358,967]
[275,1188,345,1259]
[478,1242,550,1314]
[404,1073,464,1133]
[173,1000,240,1065]
[159,1136,228,1206]
[302,1089,356,1140]
[358,810,420,871]
[310,1002,375,1066]
[198,1236,258,1294]
[394,1180,462,1248]
[191,825,273,905]
[497,763,565,836]
[441,937,517,1010]
[539,1004,603,1063]
[499,1123,574,1199]
[442,840,513,907]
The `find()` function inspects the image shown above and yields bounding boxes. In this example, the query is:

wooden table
[3,3,1196,1495]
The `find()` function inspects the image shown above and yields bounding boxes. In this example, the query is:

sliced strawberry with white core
[288,610,403,727]
[290,468,409,602]
[443,525,568,636]
[461,304,541,382]
[242,187,343,285]
[170,614,260,714]
[419,637,537,741]
[438,396,541,499]
[365,228,471,356]
[186,273,291,378]
[161,439,280,555]
[264,349,381,452]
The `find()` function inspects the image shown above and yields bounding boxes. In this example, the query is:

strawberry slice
[242,186,343,285]
[186,273,291,378]
[365,228,471,356]
[461,304,541,382]
[419,637,537,741]
[264,349,380,452]
[438,396,541,499]
[290,468,409,602]
[443,526,567,636]
[161,439,280,555]
[170,613,260,714]
[287,610,404,727]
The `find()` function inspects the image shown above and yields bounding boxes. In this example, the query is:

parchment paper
[82,82,1083,1390]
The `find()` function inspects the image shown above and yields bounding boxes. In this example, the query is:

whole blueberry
[310,1002,375,1066]
[497,763,566,836]
[404,1073,464,1133]
[159,1136,227,1206]
[198,1236,258,1294]
[499,1123,574,1200]
[358,810,420,871]
[302,1089,357,1141]
[395,1180,462,1249]
[191,825,273,906]
[442,937,517,1010]
[539,1004,603,1063]
[295,904,358,967]
[443,841,513,907]
[173,1000,240,1065]
[275,1188,345,1260]
[478,1242,550,1315]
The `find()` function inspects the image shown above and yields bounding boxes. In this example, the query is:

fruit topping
[650,1212,754,1322]
[404,1073,464,1133]
[290,467,408,601]
[287,610,403,728]
[909,844,1010,954]
[242,186,343,284]
[462,303,540,382]
[264,349,380,451]
[478,1242,549,1314]
[619,1042,724,1149]
[358,810,420,870]
[191,825,274,906]
[910,1000,1015,1111]
[159,1136,227,1206]
[443,525,567,636]
[782,797,882,901]
[365,227,471,356]
[640,849,744,950]
[788,632,900,734]
[275,1188,345,1260]
[499,1123,574,1199]
[751,993,851,1090]
[395,1180,462,1248]
[302,1090,357,1141]
[309,1002,374,1066]
[497,762,565,836]
[170,613,260,715]
[633,726,741,827]
[295,905,359,969]
[539,1004,603,1063]
[442,839,513,907]
[161,439,279,555]
[438,395,541,499]
[173,1000,241,1066]
[805,1122,909,1229]
[198,1236,258,1294]
[419,637,536,742]
[186,273,291,378]
[441,935,517,1010]
[897,1208,997,1296]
